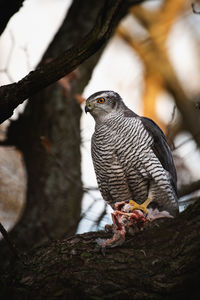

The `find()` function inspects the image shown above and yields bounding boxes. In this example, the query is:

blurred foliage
[115,0,200,188]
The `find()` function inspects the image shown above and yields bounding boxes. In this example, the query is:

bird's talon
[129,198,151,214]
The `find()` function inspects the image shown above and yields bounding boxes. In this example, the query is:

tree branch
[178,179,200,197]
[118,8,200,148]
[0,0,141,124]
[0,1,25,35]
[0,222,19,259]
[2,198,200,299]
[192,3,200,14]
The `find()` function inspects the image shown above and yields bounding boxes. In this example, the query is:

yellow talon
[129,198,151,214]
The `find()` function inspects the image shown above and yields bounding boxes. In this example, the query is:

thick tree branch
[0,0,111,258]
[0,1,25,35]
[0,0,141,124]
[178,179,200,197]
[0,222,19,259]
[2,198,200,299]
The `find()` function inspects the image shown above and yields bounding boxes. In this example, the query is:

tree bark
[1,198,199,300]
[2,1,100,247]
[0,0,134,123]
[0,1,25,35]
[0,0,129,264]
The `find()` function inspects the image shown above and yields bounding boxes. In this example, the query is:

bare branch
[0,222,19,259]
[174,131,200,150]
[0,1,25,35]
[0,30,16,83]
[94,204,107,229]
[192,3,200,14]
[0,0,141,124]
[119,8,200,148]
[178,179,200,197]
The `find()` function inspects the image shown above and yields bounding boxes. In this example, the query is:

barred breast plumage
[85,91,178,216]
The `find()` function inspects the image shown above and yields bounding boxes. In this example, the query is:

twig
[178,179,200,197]
[179,196,200,206]
[83,186,99,192]
[166,105,177,149]
[192,3,200,14]
[0,222,19,259]
[0,0,132,124]
[95,204,107,228]
[174,131,200,151]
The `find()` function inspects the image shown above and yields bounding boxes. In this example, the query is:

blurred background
[0,0,200,239]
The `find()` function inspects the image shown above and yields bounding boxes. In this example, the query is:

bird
[85,90,178,245]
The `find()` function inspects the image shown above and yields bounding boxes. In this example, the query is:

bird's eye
[97,98,105,104]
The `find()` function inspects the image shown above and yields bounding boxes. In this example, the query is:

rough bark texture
[0,0,129,264]
[0,0,133,123]
[2,1,99,247]
[1,199,199,300]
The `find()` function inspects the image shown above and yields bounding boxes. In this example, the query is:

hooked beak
[85,105,90,113]
[85,102,94,113]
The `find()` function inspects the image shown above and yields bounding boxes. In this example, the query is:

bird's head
[85,90,125,122]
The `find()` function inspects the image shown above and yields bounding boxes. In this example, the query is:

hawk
[85,91,178,248]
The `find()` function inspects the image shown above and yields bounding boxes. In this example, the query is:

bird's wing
[140,116,177,195]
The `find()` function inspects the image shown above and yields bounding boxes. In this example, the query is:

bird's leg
[129,197,152,214]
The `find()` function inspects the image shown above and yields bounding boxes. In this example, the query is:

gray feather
[140,117,177,196]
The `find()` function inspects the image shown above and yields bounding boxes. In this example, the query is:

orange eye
[97,98,105,104]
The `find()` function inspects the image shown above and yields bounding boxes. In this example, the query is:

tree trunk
[0,0,130,267]
[1,199,200,300]
[0,0,132,123]
[0,0,107,257]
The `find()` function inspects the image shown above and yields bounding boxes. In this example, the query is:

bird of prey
[85,91,179,248]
